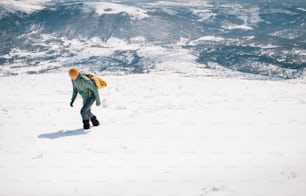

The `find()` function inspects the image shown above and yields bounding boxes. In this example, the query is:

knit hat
[69,67,79,78]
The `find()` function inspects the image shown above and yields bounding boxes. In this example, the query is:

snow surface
[223,24,253,31]
[145,0,212,7]
[189,36,225,45]
[0,0,149,20]
[0,0,49,14]
[297,8,306,12]
[83,2,149,20]
[1,71,306,195]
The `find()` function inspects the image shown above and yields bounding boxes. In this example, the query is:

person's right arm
[70,81,78,106]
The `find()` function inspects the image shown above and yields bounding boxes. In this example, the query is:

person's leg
[87,108,95,119]
[87,100,99,126]
[80,97,95,120]
[80,97,95,129]
[86,98,100,126]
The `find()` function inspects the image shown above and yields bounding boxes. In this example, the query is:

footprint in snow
[200,185,234,196]
[281,171,297,180]
[32,153,43,160]
[1,108,8,113]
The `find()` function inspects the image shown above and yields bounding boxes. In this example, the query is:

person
[69,67,101,129]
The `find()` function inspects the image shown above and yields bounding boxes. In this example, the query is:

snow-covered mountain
[0,0,305,78]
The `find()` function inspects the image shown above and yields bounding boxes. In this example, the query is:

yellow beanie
[69,67,79,78]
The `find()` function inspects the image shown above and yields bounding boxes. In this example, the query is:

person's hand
[70,101,74,107]
[96,101,101,106]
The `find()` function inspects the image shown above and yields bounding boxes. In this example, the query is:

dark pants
[81,97,95,120]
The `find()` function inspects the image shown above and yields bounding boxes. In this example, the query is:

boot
[83,120,90,130]
[90,116,100,126]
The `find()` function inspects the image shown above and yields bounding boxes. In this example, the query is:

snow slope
[1,71,306,195]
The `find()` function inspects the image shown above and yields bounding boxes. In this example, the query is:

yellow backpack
[83,73,107,89]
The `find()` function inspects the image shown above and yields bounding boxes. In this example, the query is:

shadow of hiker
[38,128,89,139]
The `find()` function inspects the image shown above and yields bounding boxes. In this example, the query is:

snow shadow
[38,128,89,139]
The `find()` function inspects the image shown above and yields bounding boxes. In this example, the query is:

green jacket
[71,74,101,105]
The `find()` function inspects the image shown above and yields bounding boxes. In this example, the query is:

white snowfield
[0,70,306,196]
[83,2,149,20]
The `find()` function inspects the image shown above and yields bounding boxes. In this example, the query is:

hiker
[69,67,101,129]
